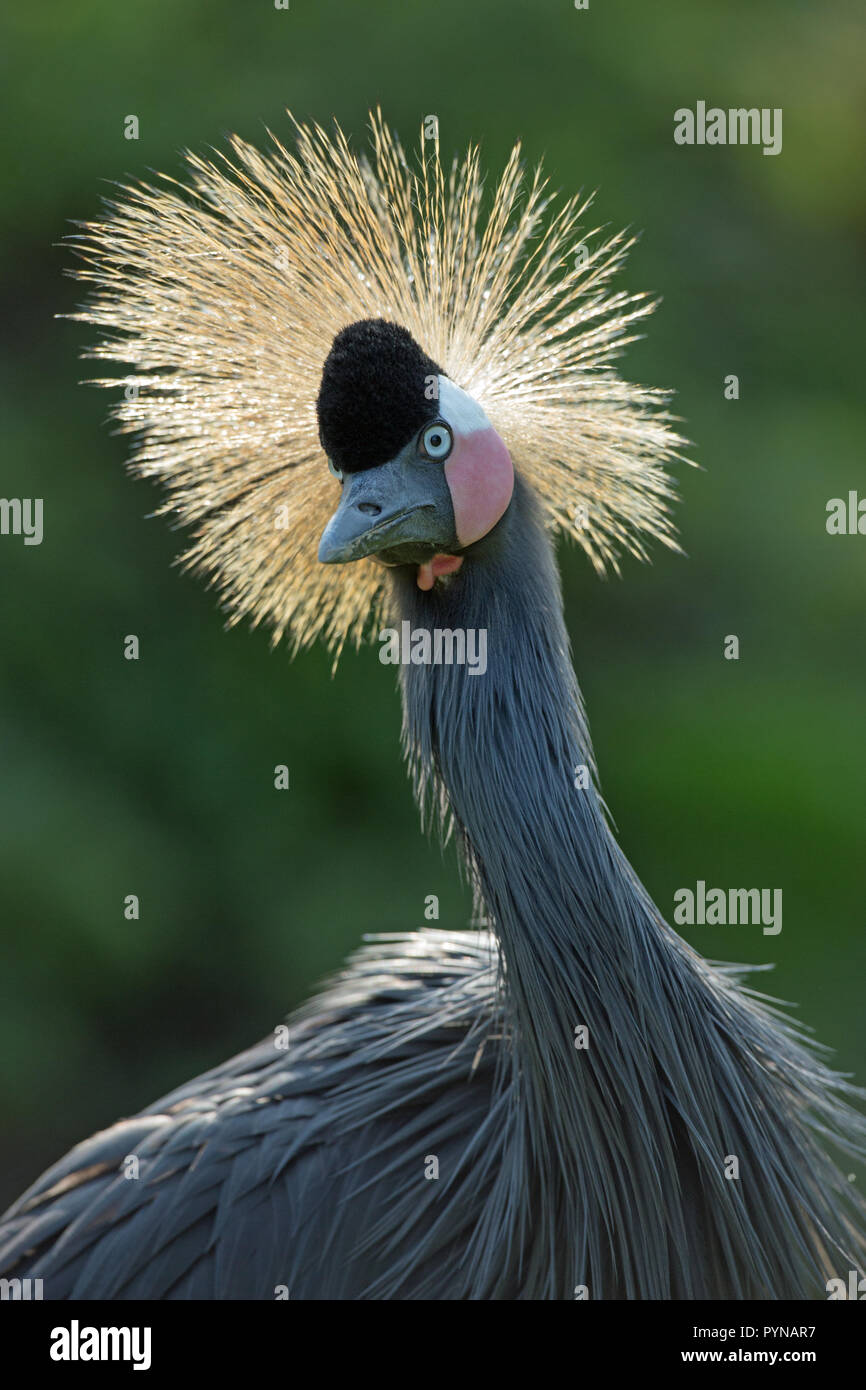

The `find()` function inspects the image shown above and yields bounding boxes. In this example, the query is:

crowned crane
[1,113,863,1300]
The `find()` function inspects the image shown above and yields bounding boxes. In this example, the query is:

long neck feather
[389,475,865,1299]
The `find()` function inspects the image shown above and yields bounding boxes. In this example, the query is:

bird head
[70,110,688,656]
[316,319,514,589]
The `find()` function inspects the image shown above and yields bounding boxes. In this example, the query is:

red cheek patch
[444,427,514,547]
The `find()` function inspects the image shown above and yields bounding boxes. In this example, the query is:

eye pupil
[421,422,452,459]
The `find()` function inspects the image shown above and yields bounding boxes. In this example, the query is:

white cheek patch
[436,376,492,432]
[437,376,514,547]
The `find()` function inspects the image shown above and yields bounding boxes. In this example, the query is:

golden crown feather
[70,109,687,656]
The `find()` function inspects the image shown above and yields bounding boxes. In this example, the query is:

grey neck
[389,475,658,1099]
[389,475,688,1291]
[387,475,864,1298]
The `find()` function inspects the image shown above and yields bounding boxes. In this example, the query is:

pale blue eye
[328,457,343,482]
[421,421,453,460]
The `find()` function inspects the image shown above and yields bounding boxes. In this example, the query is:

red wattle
[417,554,464,591]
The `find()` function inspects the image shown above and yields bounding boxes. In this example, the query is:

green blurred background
[1,0,863,1208]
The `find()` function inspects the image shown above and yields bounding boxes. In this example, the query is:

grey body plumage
[1,476,863,1298]
[0,930,500,1299]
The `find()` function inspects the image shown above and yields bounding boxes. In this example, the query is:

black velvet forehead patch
[316,319,444,473]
